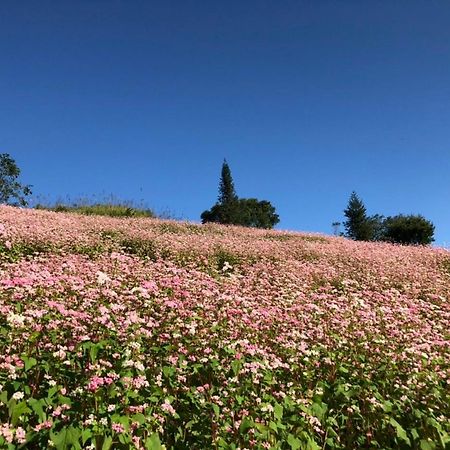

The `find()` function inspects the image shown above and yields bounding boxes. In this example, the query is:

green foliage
[368,214,386,241]
[232,198,280,229]
[343,192,374,241]
[0,241,52,262]
[202,199,279,229]
[342,192,435,245]
[213,247,242,272]
[120,238,159,261]
[202,161,280,229]
[201,200,240,225]
[0,153,32,206]
[382,214,435,245]
[36,202,154,218]
[218,159,238,205]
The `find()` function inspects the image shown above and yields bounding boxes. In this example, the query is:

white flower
[12,391,24,400]
[261,404,274,413]
[134,362,145,371]
[53,349,66,359]
[6,313,26,328]
[222,261,233,272]
[96,271,110,285]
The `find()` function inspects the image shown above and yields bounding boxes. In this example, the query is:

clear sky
[1,1,449,245]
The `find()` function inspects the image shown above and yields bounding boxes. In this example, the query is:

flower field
[0,206,449,449]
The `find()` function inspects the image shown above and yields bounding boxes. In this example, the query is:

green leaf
[119,434,132,444]
[28,398,46,421]
[162,366,175,377]
[306,437,321,450]
[382,400,393,412]
[66,427,81,449]
[145,432,163,450]
[274,403,283,420]
[420,440,435,450]
[411,428,419,440]
[47,386,59,400]
[287,434,301,450]
[311,401,327,420]
[212,403,220,418]
[114,415,130,430]
[231,360,241,375]
[131,413,146,425]
[81,429,93,445]
[50,427,81,450]
[10,401,31,426]
[0,391,7,404]
[390,418,410,445]
[239,417,254,432]
[22,356,37,372]
[101,436,113,450]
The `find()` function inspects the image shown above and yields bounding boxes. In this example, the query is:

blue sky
[1,1,449,245]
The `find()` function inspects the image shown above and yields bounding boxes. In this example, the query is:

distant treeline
[0,153,436,244]
[336,191,435,245]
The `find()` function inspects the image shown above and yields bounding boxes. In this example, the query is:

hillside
[0,206,449,449]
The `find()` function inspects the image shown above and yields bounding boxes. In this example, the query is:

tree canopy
[382,214,435,245]
[201,161,279,229]
[0,153,32,207]
[341,191,435,245]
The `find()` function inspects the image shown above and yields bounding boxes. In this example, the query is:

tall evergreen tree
[343,191,373,241]
[217,159,238,205]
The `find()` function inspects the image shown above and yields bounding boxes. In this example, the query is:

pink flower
[161,400,176,416]
[15,427,26,444]
[112,423,125,433]
[0,424,13,443]
[34,421,52,432]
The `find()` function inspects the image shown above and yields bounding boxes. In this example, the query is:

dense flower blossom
[0,206,448,449]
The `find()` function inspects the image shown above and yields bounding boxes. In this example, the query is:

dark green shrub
[382,214,435,245]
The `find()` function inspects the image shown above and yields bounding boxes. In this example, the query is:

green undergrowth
[35,202,154,219]
[0,242,54,263]
[265,234,328,244]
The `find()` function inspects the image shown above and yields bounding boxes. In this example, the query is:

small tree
[332,222,341,236]
[382,214,434,245]
[201,160,280,229]
[343,192,373,241]
[218,159,238,205]
[0,153,32,206]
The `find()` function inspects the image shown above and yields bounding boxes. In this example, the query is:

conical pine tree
[217,159,238,205]
[343,191,373,241]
